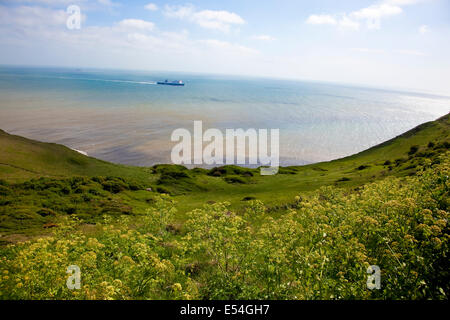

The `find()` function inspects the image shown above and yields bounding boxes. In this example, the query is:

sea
[0,66,448,167]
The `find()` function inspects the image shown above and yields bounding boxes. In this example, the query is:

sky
[0,0,449,95]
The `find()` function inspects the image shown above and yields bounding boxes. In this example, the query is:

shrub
[156,186,171,195]
[395,158,407,166]
[101,179,128,194]
[208,166,254,177]
[224,175,247,184]
[408,145,420,155]
[278,168,298,174]
[0,185,11,196]
[36,208,56,217]
[1,153,448,300]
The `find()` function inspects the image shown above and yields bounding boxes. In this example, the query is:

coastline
[1,67,449,168]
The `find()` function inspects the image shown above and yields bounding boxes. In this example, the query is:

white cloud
[0,4,258,73]
[252,35,276,41]
[306,14,337,25]
[306,0,429,31]
[419,24,429,34]
[144,3,158,11]
[118,19,155,32]
[164,4,194,19]
[164,5,245,32]
[351,4,403,20]
[306,14,360,30]
[351,4,403,29]
[3,0,118,9]
[0,5,67,27]
[3,0,86,4]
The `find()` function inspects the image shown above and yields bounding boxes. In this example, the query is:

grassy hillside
[1,151,448,300]
[0,113,448,237]
[0,129,153,183]
[0,114,448,300]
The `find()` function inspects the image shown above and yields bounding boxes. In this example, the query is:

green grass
[0,115,449,300]
[0,113,448,237]
[0,129,154,184]
[1,159,449,299]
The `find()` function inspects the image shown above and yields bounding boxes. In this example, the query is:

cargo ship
[157,80,185,86]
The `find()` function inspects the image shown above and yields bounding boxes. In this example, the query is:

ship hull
[157,82,185,86]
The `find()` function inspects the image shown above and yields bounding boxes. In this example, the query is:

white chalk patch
[72,148,88,156]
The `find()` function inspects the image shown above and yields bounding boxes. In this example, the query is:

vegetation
[0,155,448,299]
[0,114,448,299]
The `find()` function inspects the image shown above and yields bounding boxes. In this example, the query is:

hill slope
[1,113,448,183]
[0,113,448,236]
[0,129,153,183]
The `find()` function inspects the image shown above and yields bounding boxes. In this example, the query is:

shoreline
[2,113,448,172]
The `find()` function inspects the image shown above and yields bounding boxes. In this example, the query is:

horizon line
[1,63,450,99]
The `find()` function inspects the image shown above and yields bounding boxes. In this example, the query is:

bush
[408,145,420,155]
[278,167,298,174]
[156,186,171,195]
[395,158,407,166]
[224,175,247,184]
[208,166,254,177]
[101,178,128,193]
[37,208,56,217]
[0,185,11,196]
[1,153,448,300]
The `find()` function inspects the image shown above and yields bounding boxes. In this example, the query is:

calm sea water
[0,66,448,167]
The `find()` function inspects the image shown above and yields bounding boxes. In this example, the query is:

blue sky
[0,0,449,94]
